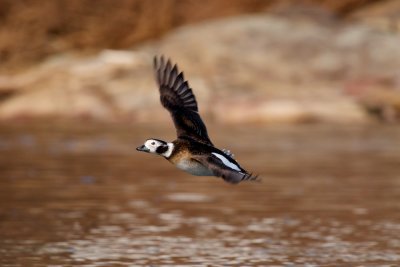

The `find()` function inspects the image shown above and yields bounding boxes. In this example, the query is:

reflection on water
[0,122,400,266]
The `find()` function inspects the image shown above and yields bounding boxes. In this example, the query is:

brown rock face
[0,0,266,70]
[2,13,400,123]
[0,0,388,71]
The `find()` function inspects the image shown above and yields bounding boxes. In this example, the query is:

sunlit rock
[1,14,400,123]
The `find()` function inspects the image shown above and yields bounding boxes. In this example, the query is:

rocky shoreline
[0,14,399,124]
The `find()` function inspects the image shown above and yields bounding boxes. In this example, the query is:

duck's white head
[136,139,173,157]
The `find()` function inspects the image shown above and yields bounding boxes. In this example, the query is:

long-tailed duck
[137,56,258,184]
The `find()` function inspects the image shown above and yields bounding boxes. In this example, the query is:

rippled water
[0,122,400,266]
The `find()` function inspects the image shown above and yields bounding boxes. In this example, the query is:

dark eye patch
[151,142,155,145]
[156,144,168,154]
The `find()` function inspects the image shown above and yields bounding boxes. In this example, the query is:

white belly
[176,159,214,176]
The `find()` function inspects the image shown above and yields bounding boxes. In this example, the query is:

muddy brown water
[0,122,399,266]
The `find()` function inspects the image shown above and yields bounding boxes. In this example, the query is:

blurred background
[1,0,400,266]
[0,0,400,122]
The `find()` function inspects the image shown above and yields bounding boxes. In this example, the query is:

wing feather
[154,56,213,145]
[194,155,259,184]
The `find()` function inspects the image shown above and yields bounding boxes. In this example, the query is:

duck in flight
[136,56,258,184]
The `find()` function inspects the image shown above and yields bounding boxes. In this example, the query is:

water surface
[0,122,399,266]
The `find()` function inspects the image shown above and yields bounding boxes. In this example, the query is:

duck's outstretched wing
[154,56,213,146]
[193,154,259,184]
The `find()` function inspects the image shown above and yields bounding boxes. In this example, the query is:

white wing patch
[212,152,241,171]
